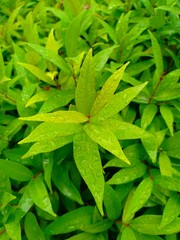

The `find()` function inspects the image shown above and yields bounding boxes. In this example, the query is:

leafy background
[0,0,180,239]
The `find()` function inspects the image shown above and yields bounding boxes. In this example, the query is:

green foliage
[0,0,180,239]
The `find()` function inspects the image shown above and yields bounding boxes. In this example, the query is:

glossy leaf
[154,175,180,192]
[16,186,33,220]
[141,104,158,130]
[93,82,147,121]
[107,119,145,139]
[104,184,121,220]
[24,212,45,240]
[5,219,21,240]
[0,159,33,181]
[107,163,146,185]
[84,123,130,164]
[52,162,83,204]
[162,131,180,159]
[29,176,56,217]
[22,135,73,158]
[149,31,163,79]
[19,110,88,123]
[19,122,82,144]
[90,62,129,116]
[160,105,174,136]
[65,11,85,57]
[141,132,158,163]
[18,62,56,85]
[121,227,136,240]
[159,151,172,176]
[131,215,180,235]
[161,193,180,227]
[93,45,118,72]
[80,219,113,233]
[43,154,53,192]
[26,43,71,73]
[75,49,96,115]
[66,232,105,240]
[25,90,55,107]
[124,178,153,222]
[46,29,59,54]
[45,206,94,235]
[73,132,104,215]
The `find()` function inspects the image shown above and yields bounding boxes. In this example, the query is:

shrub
[0,0,180,239]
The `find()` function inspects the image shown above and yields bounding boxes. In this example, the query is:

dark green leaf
[0,159,33,181]
[24,212,45,240]
[45,206,94,235]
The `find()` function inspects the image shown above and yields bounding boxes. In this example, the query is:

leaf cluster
[0,0,180,239]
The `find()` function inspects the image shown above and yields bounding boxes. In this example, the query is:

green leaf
[66,232,105,240]
[52,162,83,204]
[45,206,94,235]
[159,151,172,177]
[121,227,137,240]
[19,122,82,144]
[0,159,33,181]
[39,89,74,113]
[161,193,180,227]
[104,184,121,220]
[19,110,88,123]
[26,43,71,73]
[18,62,56,85]
[160,105,174,136]
[107,119,145,139]
[141,132,158,163]
[46,29,59,54]
[73,132,104,215]
[43,154,53,192]
[24,212,45,240]
[107,163,146,185]
[123,178,153,222]
[162,131,180,159]
[141,104,158,130]
[5,218,21,240]
[25,90,55,107]
[84,123,130,164]
[65,11,85,57]
[22,135,73,158]
[148,31,163,79]
[80,219,113,233]
[131,215,180,235]
[154,175,180,192]
[93,45,118,72]
[29,176,56,217]
[75,49,96,116]
[0,192,16,210]
[16,186,33,221]
[90,62,129,116]
[155,87,180,101]
[93,82,147,121]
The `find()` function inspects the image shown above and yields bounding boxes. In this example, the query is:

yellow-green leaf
[75,49,96,116]
[160,105,174,136]
[84,123,130,164]
[19,122,82,144]
[93,82,147,121]
[29,176,56,217]
[18,62,56,85]
[90,62,129,116]
[22,135,73,158]
[19,110,88,123]
[73,132,104,215]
